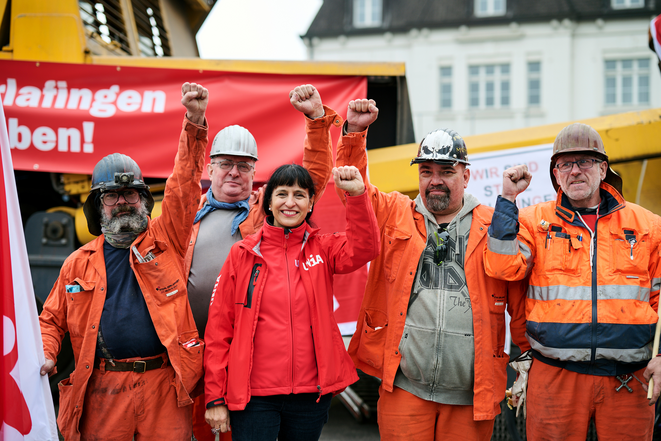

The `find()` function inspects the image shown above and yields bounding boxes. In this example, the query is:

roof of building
[304,0,660,38]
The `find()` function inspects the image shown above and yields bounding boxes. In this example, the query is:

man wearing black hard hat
[38,82,209,441]
[486,122,661,440]
[334,99,526,440]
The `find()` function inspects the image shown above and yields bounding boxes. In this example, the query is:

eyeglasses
[100,189,140,206]
[210,160,253,174]
[433,230,450,266]
[555,158,602,173]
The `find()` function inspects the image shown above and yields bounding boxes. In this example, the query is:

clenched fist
[347,99,378,133]
[289,84,324,119]
[333,166,365,197]
[502,164,532,202]
[181,82,208,125]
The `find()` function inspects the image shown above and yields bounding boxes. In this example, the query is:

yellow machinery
[369,109,661,214]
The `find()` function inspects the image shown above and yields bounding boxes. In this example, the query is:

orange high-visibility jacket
[39,117,207,441]
[485,184,661,375]
[335,129,528,421]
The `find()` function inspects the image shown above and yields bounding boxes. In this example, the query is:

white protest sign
[466,144,557,208]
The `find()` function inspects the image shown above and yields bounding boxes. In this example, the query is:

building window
[132,0,171,57]
[611,0,644,9]
[354,0,382,28]
[474,0,506,17]
[440,67,452,110]
[79,0,132,54]
[79,0,171,57]
[604,58,650,106]
[528,61,541,107]
[469,64,510,109]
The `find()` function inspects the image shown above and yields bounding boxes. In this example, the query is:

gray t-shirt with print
[393,193,480,405]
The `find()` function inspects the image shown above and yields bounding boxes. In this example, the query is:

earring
[309,208,312,212]
[269,207,272,211]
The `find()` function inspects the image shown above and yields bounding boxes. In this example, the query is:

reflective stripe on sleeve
[652,277,661,293]
[487,235,518,255]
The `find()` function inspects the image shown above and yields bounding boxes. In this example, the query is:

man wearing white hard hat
[184,84,339,441]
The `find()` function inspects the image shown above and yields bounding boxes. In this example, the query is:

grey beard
[100,203,149,234]
[425,190,451,213]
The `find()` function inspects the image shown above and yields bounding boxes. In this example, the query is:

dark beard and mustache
[425,184,451,213]
[100,202,149,234]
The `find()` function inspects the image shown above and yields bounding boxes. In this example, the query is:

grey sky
[196,0,323,61]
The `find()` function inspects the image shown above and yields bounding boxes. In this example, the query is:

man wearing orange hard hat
[485,122,661,440]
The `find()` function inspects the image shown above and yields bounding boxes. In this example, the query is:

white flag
[0,98,58,439]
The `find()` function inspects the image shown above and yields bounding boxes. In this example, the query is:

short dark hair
[262,164,316,222]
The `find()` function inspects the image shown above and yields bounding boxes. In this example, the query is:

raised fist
[289,84,324,118]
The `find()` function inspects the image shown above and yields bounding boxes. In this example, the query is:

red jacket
[249,220,319,396]
[335,129,528,421]
[39,117,207,441]
[204,191,380,410]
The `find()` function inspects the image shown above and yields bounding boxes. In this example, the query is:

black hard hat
[411,129,470,166]
[83,153,154,236]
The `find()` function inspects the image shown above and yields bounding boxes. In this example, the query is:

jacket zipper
[576,212,598,366]
[575,201,624,366]
[284,228,295,393]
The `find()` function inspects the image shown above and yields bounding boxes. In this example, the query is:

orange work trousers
[377,385,494,441]
[78,355,192,441]
[527,360,654,441]
[192,393,232,441]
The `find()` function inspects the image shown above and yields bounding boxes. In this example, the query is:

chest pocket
[382,225,411,283]
[134,240,185,305]
[609,225,650,278]
[535,224,581,276]
[65,278,95,337]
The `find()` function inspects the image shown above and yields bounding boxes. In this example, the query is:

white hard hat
[210,125,258,160]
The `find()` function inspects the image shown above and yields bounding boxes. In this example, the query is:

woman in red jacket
[203,163,379,441]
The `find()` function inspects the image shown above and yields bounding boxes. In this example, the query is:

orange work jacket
[335,128,527,421]
[39,117,208,441]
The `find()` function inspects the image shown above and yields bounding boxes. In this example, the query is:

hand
[205,404,230,433]
[40,358,55,376]
[502,165,532,203]
[333,166,364,196]
[347,99,378,133]
[181,82,209,125]
[289,84,324,118]
[643,357,661,404]
[507,350,532,418]
[249,185,265,208]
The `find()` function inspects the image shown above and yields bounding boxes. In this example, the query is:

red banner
[0,60,366,182]
[0,60,368,334]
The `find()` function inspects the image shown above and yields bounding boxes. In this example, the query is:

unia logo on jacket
[301,254,324,271]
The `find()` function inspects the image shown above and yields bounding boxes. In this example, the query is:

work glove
[506,350,532,418]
